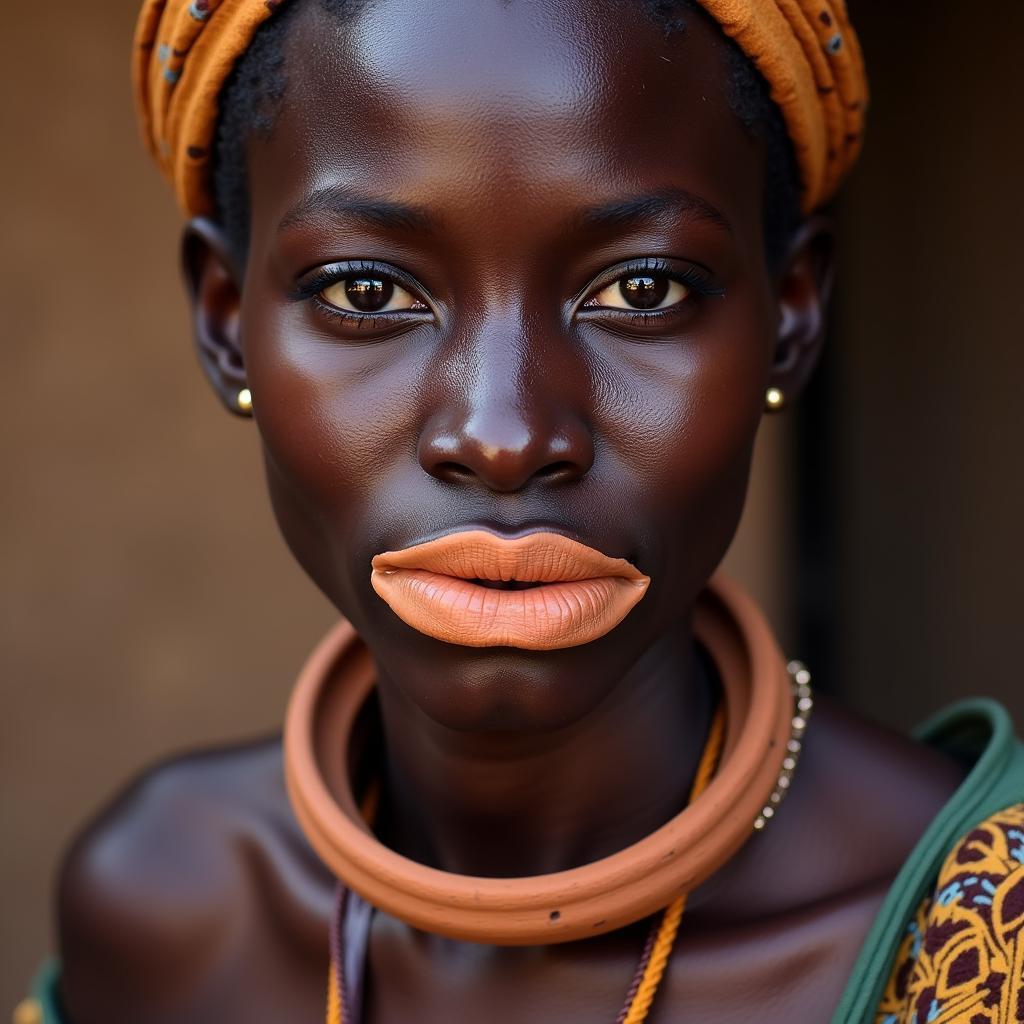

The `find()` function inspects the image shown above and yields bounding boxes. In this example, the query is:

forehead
[247,0,765,248]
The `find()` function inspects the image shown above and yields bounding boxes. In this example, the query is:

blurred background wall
[821,3,1024,730]
[0,0,1021,1012]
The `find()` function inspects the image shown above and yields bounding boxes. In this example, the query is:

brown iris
[620,274,669,309]
[345,277,394,312]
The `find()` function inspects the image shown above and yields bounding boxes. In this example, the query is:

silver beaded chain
[752,660,813,832]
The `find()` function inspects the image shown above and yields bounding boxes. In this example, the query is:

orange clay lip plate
[370,530,650,650]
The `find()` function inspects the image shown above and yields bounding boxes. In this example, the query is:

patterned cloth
[132,0,868,218]
[876,804,1024,1024]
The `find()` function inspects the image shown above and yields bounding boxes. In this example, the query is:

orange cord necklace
[325,704,727,1024]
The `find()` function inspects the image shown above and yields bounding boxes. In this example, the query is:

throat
[371,633,716,878]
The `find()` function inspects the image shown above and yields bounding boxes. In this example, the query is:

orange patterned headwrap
[133,0,867,219]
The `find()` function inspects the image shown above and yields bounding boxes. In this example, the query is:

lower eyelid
[312,297,433,322]
[574,294,702,328]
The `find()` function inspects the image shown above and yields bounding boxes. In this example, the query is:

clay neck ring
[283,574,794,946]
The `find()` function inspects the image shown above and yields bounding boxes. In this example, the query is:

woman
[17,0,1024,1021]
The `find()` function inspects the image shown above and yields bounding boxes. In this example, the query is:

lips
[370,530,650,650]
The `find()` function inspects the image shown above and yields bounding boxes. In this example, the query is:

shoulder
[876,803,1024,1023]
[56,738,293,1024]
[706,698,970,922]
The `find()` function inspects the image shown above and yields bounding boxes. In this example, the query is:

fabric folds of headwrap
[132,0,868,219]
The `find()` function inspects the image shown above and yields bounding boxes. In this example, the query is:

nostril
[429,459,584,488]
[536,460,582,483]
[431,461,477,484]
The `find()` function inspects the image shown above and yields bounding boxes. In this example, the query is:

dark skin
[58,2,966,1021]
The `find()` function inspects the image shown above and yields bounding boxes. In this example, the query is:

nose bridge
[464,312,535,451]
[419,306,593,491]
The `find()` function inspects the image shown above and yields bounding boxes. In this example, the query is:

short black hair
[212,0,800,265]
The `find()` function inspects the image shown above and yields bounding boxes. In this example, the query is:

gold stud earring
[236,387,253,414]
[765,387,785,412]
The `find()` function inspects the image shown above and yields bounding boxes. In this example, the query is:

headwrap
[133,0,867,218]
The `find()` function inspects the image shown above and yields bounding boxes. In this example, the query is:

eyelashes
[578,257,724,326]
[292,257,724,333]
[292,260,433,329]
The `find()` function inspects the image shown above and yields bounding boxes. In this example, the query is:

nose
[418,323,594,493]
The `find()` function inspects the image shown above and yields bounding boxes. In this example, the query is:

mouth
[370,530,650,650]
[470,578,545,591]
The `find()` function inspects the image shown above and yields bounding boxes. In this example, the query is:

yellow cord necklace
[325,704,727,1024]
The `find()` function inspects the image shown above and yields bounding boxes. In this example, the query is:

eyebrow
[279,184,435,235]
[576,188,732,234]
[279,184,729,238]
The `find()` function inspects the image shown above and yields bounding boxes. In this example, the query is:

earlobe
[181,218,251,417]
[768,216,836,407]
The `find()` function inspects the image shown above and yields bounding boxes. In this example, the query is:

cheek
[240,296,425,616]
[593,300,773,585]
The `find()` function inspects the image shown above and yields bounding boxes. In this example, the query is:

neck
[373,629,714,878]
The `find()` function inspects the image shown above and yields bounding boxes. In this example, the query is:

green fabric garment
[832,698,1024,1021]
[24,700,1024,1024]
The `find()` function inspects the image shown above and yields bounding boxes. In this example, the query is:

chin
[368,625,646,735]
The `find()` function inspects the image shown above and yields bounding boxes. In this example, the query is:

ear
[767,215,836,405]
[181,218,249,417]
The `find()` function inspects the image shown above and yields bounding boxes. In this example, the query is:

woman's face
[204,0,819,732]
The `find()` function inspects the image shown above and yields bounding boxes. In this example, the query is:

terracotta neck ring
[283,574,794,946]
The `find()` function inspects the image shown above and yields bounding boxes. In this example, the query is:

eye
[320,275,427,314]
[588,272,690,312]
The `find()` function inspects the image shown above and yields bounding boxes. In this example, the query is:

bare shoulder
[698,696,970,923]
[794,697,971,877]
[57,737,331,1024]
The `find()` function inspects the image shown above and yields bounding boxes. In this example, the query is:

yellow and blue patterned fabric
[876,804,1024,1023]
